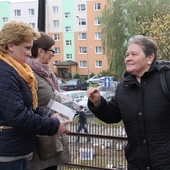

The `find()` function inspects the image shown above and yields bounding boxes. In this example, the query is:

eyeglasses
[42,48,56,55]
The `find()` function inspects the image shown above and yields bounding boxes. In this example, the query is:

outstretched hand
[57,119,72,135]
[87,87,101,106]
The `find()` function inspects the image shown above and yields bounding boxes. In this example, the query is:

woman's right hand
[87,87,101,106]
[57,119,72,135]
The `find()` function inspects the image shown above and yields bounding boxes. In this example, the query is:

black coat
[77,110,87,124]
[0,60,60,156]
[88,62,170,170]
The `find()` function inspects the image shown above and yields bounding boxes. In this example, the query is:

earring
[148,61,151,65]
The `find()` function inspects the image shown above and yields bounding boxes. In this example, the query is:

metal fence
[59,122,128,170]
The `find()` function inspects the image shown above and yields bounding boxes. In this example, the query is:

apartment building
[0,0,109,79]
[0,1,10,28]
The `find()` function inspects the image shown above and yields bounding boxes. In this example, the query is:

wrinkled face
[38,47,55,64]
[125,43,151,77]
[8,41,33,65]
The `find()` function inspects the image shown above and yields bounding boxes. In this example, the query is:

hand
[51,113,63,120]
[87,87,101,106]
[57,119,72,135]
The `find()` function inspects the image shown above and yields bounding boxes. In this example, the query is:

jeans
[0,158,28,170]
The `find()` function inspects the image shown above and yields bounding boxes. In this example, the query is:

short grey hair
[127,35,158,60]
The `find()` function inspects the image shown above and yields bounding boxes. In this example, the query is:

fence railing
[59,122,128,170]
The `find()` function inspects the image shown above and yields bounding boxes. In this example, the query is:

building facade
[0,0,109,79]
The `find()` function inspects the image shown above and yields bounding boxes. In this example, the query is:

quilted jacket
[88,61,170,170]
[0,59,60,156]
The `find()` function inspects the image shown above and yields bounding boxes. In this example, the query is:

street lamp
[76,16,90,79]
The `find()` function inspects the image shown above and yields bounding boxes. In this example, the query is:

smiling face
[125,43,154,78]
[7,41,33,65]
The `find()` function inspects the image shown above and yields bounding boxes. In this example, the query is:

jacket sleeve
[88,96,122,124]
[0,67,60,136]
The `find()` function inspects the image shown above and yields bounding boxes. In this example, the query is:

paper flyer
[47,99,75,120]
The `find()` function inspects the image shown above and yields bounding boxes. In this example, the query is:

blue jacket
[0,59,60,156]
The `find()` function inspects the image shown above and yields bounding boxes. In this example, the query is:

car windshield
[82,96,88,101]
[67,80,77,85]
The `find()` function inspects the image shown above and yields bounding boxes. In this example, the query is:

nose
[27,50,32,57]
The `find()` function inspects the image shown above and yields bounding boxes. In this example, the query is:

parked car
[78,90,115,114]
[60,79,89,91]
[87,75,101,84]
[61,90,87,102]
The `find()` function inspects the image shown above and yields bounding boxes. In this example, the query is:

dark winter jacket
[0,59,60,156]
[76,109,87,124]
[88,61,170,170]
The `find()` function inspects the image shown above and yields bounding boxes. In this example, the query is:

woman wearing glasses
[26,32,66,170]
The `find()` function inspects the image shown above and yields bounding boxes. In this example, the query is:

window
[66,54,72,59]
[54,34,59,40]
[54,47,60,54]
[2,17,8,23]
[78,18,86,26]
[78,4,85,11]
[80,61,87,68]
[65,26,71,32]
[95,32,101,40]
[54,60,60,65]
[14,10,21,17]
[65,12,70,18]
[53,20,59,27]
[94,18,101,25]
[79,47,87,54]
[66,40,72,46]
[78,33,86,40]
[95,60,102,68]
[95,46,102,54]
[28,9,34,16]
[29,23,35,28]
[52,6,58,13]
[94,3,101,11]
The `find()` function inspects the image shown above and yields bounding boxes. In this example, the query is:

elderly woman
[87,35,170,170]
[0,21,71,170]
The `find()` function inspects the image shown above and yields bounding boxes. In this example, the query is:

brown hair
[31,32,55,58]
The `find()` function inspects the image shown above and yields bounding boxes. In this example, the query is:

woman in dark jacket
[0,21,71,170]
[87,35,170,170]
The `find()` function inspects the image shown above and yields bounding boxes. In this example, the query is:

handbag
[36,133,70,161]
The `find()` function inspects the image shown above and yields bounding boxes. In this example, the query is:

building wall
[9,1,38,29]
[0,0,109,78]
[0,1,10,28]
[46,0,108,77]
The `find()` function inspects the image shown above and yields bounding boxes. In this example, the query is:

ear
[7,43,14,52]
[147,54,155,63]
[37,48,44,56]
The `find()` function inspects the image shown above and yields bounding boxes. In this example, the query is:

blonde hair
[0,21,40,53]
